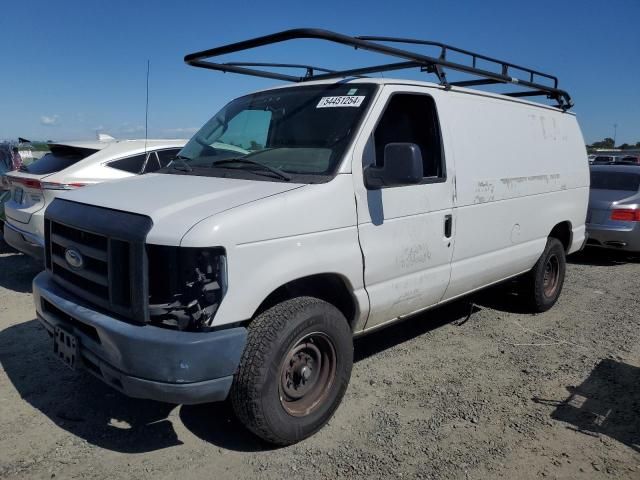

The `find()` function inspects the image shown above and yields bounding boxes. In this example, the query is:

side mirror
[364,143,424,188]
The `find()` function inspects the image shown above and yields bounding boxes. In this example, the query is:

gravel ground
[0,239,638,479]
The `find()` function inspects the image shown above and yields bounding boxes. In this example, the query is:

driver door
[352,86,455,329]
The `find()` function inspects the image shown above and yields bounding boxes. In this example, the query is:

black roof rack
[184,28,573,110]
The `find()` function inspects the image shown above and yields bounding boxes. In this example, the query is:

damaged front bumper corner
[33,271,247,405]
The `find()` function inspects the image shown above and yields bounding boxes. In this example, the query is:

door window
[373,94,445,180]
[143,152,161,173]
[108,154,146,174]
[156,148,181,168]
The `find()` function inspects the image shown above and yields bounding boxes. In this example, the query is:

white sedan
[3,138,186,259]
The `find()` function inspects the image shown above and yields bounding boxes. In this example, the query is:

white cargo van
[32,30,589,445]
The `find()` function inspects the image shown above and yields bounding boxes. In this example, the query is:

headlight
[146,245,227,331]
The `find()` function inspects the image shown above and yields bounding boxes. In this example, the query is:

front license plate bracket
[53,326,79,370]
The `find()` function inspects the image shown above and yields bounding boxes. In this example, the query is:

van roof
[242,77,575,115]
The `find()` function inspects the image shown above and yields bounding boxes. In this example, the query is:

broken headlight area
[146,245,227,331]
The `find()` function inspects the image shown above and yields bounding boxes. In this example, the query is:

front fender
[178,175,368,328]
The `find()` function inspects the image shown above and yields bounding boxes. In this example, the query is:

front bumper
[3,221,44,260]
[33,271,247,404]
[586,223,640,252]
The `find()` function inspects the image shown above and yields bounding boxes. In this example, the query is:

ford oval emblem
[64,247,84,269]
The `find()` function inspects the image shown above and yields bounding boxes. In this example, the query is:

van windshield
[173,83,376,182]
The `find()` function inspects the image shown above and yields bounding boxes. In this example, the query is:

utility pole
[613,123,618,148]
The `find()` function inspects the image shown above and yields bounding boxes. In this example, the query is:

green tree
[589,137,615,149]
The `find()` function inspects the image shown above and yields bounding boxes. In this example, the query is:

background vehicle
[0,144,13,226]
[592,154,622,164]
[619,155,640,165]
[3,139,185,259]
[0,189,9,227]
[1,142,41,226]
[591,154,640,165]
[586,164,640,252]
[16,138,50,167]
[31,30,588,446]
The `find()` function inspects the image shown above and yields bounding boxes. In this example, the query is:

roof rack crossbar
[505,90,553,98]
[308,61,422,81]
[224,62,335,78]
[449,79,505,87]
[185,28,573,110]
[356,36,559,89]
[188,59,300,82]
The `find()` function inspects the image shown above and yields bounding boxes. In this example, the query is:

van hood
[58,173,304,245]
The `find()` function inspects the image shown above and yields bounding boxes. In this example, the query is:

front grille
[47,220,131,311]
[44,199,153,323]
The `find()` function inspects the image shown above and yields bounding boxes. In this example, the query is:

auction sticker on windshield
[317,96,365,108]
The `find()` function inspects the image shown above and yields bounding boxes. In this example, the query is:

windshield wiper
[212,158,291,181]
[170,155,193,172]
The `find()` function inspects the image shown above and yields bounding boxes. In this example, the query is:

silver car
[586,165,640,252]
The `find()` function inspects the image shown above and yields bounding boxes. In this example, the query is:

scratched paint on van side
[395,243,431,270]
[473,180,496,204]
[473,174,563,204]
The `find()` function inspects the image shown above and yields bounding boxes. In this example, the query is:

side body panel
[441,92,589,301]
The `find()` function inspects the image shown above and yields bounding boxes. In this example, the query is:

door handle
[444,214,453,238]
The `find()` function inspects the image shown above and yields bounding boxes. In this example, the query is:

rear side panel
[441,93,588,301]
[5,174,47,224]
[4,144,100,227]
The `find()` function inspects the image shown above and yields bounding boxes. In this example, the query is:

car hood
[58,173,304,244]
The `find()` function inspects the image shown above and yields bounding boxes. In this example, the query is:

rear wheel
[523,237,566,312]
[230,297,353,445]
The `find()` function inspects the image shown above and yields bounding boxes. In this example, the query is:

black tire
[230,296,353,445]
[523,237,566,312]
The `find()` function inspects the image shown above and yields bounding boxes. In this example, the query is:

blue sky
[1,0,638,144]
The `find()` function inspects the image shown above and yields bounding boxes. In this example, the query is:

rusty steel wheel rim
[542,253,560,297]
[279,332,337,417]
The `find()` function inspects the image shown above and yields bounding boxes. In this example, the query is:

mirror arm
[363,165,386,189]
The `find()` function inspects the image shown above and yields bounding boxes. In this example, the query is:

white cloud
[161,127,198,137]
[40,114,60,126]
[118,123,145,135]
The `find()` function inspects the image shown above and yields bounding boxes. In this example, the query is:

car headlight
[147,246,227,331]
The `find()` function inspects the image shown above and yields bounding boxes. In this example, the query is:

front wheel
[523,237,566,312]
[230,297,353,445]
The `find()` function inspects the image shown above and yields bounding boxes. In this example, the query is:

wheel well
[549,221,572,252]
[254,274,357,329]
